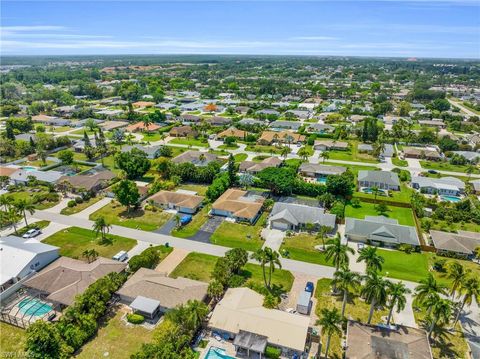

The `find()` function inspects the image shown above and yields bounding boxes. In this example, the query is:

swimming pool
[21,166,37,172]
[316,177,327,184]
[18,297,53,316]
[204,347,235,359]
[440,195,462,203]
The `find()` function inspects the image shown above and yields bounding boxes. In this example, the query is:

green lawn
[96,155,121,174]
[171,205,210,238]
[4,189,60,210]
[52,126,72,133]
[14,220,50,236]
[76,308,155,359]
[345,200,415,226]
[90,201,173,231]
[177,184,209,196]
[354,183,414,204]
[141,131,164,142]
[392,157,408,167]
[378,249,430,283]
[0,322,26,356]
[245,145,283,154]
[43,226,136,259]
[252,155,270,162]
[234,153,248,162]
[327,163,378,175]
[60,196,104,215]
[71,128,96,136]
[280,233,333,266]
[422,217,480,233]
[218,144,239,150]
[427,254,480,287]
[210,212,267,252]
[169,137,209,147]
[326,141,379,164]
[170,252,294,291]
[420,160,479,174]
[21,159,56,168]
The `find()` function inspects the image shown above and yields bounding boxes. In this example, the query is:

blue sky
[1,1,479,58]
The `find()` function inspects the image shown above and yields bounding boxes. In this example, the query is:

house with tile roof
[211,188,265,224]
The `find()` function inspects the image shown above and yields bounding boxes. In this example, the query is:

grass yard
[75,307,155,359]
[218,144,239,150]
[170,252,294,291]
[427,254,480,287]
[234,153,248,162]
[177,183,209,196]
[327,141,379,164]
[0,322,26,356]
[422,217,480,233]
[169,137,209,147]
[354,183,414,204]
[209,212,267,252]
[280,233,333,266]
[43,226,136,259]
[171,205,210,238]
[4,189,60,210]
[245,145,283,154]
[314,278,388,359]
[14,220,50,236]
[21,159,57,168]
[141,131,164,142]
[96,155,121,174]
[90,201,173,231]
[161,145,188,158]
[345,200,415,226]
[52,126,72,133]
[377,249,430,283]
[420,161,480,174]
[60,196,104,215]
[328,163,378,175]
[392,157,408,167]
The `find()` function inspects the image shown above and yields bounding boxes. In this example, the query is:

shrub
[127,313,145,324]
[398,243,414,254]
[228,274,246,288]
[67,200,76,208]
[265,345,281,359]
[75,196,84,204]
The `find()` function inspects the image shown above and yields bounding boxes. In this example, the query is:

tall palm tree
[446,262,467,299]
[325,236,355,291]
[285,134,294,148]
[7,208,21,234]
[332,269,361,316]
[319,151,330,163]
[361,271,389,324]
[142,117,152,132]
[92,216,111,243]
[316,308,342,359]
[371,186,380,204]
[207,280,224,303]
[280,146,290,160]
[428,298,452,340]
[316,225,332,251]
[0,195,14,212]
[386,281,411,325]
[251,249,269,289]
[185,299,209,331]
[15,199,35,227]
[357,246,385,273]
[415,274,448,316]
[266,248,282,289]
[298,147,310,162]
[452,277,480,327]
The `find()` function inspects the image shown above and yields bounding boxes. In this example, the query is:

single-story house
[217,127,249,140]
[381,144,395,158]
[100,120,129,131]
[23,257,127,306]
[256,109,280,116]
[238,118,264,126]
[206,116,231,127]
[132,101,156,108]
[345,320,433,359]
[208,287,310,356]
[95,109,124,117]
[11,169,63,185]
[121,144,161,159]
[239,157,282,174]
[211,188,264,224]
[305,123,334,134]
[270,121,302,131]
[54,105,76,117]
[58,170,116,193]
[313,140,349,151]
[411,176,465,196]
[451,151,480,163]
[179,114,201,124]
[285,110,311,120]
[116,268,208,319]
[0,236,59,290]
[430,230,480,259]
[32,115,70,126]
[169,125,197,138]
[358,143,374,153]
[171,150,220,167]
[345,216,420,247]
[148,190,204,214]
[0,166,19,181]
[403,147,442,161]
[125,121,161,133]
[155,103,177,110]
[269,202,336,231]
[358,170,400,191]
[235,106,251,114]
[257,131,305,145]
[419,119,446,128]
[470,179,480,194]
[298,163,346,179]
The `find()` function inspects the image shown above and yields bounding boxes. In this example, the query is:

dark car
[305,281,314,293]
[428,170,438,174]
[180,215,192,225]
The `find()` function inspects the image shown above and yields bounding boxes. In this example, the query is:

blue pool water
[440,195,462,203]
[316,177,327,184]
[18,298,53,316]
[21,166,37,172]
[205,347,235,359]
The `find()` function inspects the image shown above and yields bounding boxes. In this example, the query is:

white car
[22,228,41,238]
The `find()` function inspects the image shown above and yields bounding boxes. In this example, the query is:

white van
[112,250,128,262]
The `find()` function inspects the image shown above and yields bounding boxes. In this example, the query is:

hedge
[127,313,145,324]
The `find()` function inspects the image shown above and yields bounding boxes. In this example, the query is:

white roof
[0,236,59,285]
[208,287,309,352]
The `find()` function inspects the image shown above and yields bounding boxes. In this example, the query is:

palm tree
[92,216,111,243]
[239,173,254,190]
[371,186,380,204]
[285,134,294,148]
[251,249,269,289]
[428,298,452,340]
[142,117,152,132]
[0,195,14,212]
[82,249,99,263]
[332,269,361,316]
[297,147,310,162]
[316,225,332,251]
[14,199,35,227]
[452,277,480,327]
[357,246,385,273]
[361,271,389,324]
[199,153,206,163]
[7,208,21,234]
[185,299,209,331]
[446,262,467,299]
[251,248,281,290]
[316,308,342,359]
[373,140,386,158]
[319,151,330,163]
[415,274,448,316]
[207,280,224,303]
[325,236,355,291]
[174,214,181,228]
[280,146,290,160]
[386,281,411,325]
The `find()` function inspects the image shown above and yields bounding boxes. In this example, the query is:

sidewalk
[75,197,112,219]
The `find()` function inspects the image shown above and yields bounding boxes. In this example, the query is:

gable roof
[217,127,249,139]
[212,188,264,220]
[358,171,400,187]
[125,121,161,132]
[11,169,63,184]
[299,163,346,176]
[171,150,219,166]
[59,170,116,191]
[270,202,336,228]
[430,230,480,255]
[148,190,204,210]
[412,176,465,191]
[239,157,282,173]
[258,131,305,144]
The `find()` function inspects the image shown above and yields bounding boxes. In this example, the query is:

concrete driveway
[261,228,285,251]
[155,218,177,235]
[188,216,224,243]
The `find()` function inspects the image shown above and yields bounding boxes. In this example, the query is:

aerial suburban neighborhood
[0,1,480,358]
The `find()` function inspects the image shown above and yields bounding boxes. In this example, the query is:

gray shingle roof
[358,170,400,187]
[299,163,346,176]
[270,202,336,228]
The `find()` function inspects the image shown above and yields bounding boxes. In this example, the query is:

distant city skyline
[1,1,479,58]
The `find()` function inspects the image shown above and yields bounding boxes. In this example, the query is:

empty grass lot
[170,252,294,291]
[326,141,379,164]
[169,137,209,147]
[90,201,173,231]
[171,205,210,238]
[60,196,104,215]
[377,249,430,283]
[420,160,479,174]
[0,323,26,356]
[280,233,333,266]
[141,131,164,142]
[209,212,267,252]
[345,201,415,226]
[177,184,209,196]
[43,226,136,259]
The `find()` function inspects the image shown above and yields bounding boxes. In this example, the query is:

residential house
[430,230,480,259]
[305,123,334,134]
[121,144,161,159]
[345,321,432,359]
[298,163,346,179]
[31,114,70,126]
[411,176,465,196]
[58,170,116,193]
[238,118,264,126]
[419,119,446,128]
[179,114,201,124]
[125,121,161,133]
[358,143,374,153]
[217,127,249,140]
[270,121,302,131]
[169,125,197,138]
[211,188,264,223]
[239,157,282,174]
[269,202,336,231]
[470,179,480,194]
[148,190,204,214]
[11,169,63,185]
[345,216,420,247]
[403,147,442,161]
[358,170,400,191]
[171,150,220,167]
[313,140,349,151]
[257,131,305,145]
[206,116,231,127]
[208,287,310,357]
[95,109,124,117]
[285,109,311,120]
[451,151,480,163]
[99,120,129,131]
[132,101,155,108]
[256,109,280,117]
[235,106,251,114]
[155,103,177,110]
[54,105,76,117]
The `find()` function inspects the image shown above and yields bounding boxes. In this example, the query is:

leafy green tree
[115,148,151,179]
[361,271,389,324]
[207,280,224,302]
[332,269,361,316]
[225,248,248,274]
[357,246,385,273]
[227,154,236,185]
[446,262,467,299]
[112,179,140,212]
[58,149,74,165]
[239,173,254,190]
[316,308,342,359]
[25,321,64,359]
[386,281,411,325]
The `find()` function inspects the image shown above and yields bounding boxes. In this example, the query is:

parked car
[180,215,192,225]
[357,242,365,250]
[428,169,438,174]
[112,250,128,262]
[305,281,314,293]
[22,228,41,238]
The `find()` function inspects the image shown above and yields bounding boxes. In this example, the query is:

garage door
[271,221,289,230]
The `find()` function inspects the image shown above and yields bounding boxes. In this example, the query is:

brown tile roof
[403,147,441,159]
[212,188,264,220]
[100,120,129,131]
[132,101,155,108]
[169,125,197,137]
[239,157,282,173]
[0,167,19,177]
[148,190,204,210]
[314,139,349,149]
[23,257,127,306]
[125,121,161,132]
[171,150,219,165]
[117,268,207,309]
[59,170,116,191]
[217,127,249,139]
[257,131,305,144]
